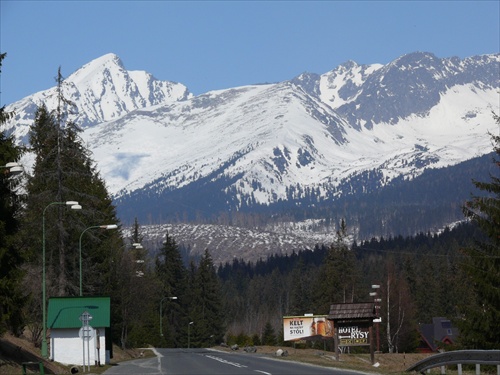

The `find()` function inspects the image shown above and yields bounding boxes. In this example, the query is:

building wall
[50,327,108,366]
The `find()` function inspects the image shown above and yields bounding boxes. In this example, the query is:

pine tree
[0,52,26,334]
[155,232,186,347]
[188,250,225,347]
[19,68,122,346]
[261,321,277,345]
[24,101,121,294]
[116,219,158,348]
[313,219,362,313]
[0,132,26,335]
[458,114,500,349]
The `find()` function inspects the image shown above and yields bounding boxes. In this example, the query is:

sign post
[79,311,93,372]
[328,303,377,364]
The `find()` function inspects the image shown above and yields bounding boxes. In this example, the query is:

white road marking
[205,354,248,368]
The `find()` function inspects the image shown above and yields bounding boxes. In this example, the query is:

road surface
[102,348,372,375]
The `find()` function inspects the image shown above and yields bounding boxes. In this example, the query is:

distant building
[417,317,459,353]
[47,296,111,366]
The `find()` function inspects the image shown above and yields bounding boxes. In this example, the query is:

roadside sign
[79,326,95,341]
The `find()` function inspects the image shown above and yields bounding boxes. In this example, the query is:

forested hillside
[117,151,495,242]
[217,222,482,352]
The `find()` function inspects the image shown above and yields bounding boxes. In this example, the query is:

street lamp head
[65,201,79,205]
[369,292,377,297]
[189,321,194,325]
[371,284,380,289]
[100,224,118,230]
[70,204,82,210]
[2,162,23,176]
[8,166,23,175]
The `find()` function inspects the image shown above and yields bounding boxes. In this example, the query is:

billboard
[283,315,334,341]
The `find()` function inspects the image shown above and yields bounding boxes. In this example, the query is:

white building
[47,296,111,367]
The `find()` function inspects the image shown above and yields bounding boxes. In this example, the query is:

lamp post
[159,297,177,337]
[188,321,194,349]
[132,243,145,277]
[42,201,82,358]
[79,224,118,296]
[371,284,381,353]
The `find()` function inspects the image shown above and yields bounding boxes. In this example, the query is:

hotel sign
[337,323,370,346]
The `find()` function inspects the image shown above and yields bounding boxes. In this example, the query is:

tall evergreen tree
[288,258,314,316]
[313,219,362,313]
[25,105,121,294]
[0,132,25,335]
[459,115,500,349]
[117,220,158,348]
[0,52,26,335]
[20,68,122,346]
[188,249,225,347]
[0,53,14,125]
[155,232,186,347]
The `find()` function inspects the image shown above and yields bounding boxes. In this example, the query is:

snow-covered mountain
[2,51,499,259]
[4,53,191,143]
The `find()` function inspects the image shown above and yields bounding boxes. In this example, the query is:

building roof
[47,296,110,329]
[328,302,375,320]
[418,317,459,352]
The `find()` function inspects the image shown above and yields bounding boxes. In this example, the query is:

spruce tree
[19,68,122,346]
[459,115,500,349]
[0,52,26,334]
[0,132,25,335]
[155,232,186,347]
[313,219,362,313]
[261,321,277,346]
[22,67,122,295]
[288,258,313,316]
[189,249,225,347]
[115,218,157,348]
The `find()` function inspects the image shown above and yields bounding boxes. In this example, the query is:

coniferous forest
[1,54,499,354]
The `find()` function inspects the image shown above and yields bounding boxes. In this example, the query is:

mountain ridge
[2,51,499,253]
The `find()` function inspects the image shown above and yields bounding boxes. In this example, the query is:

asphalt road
[102,348,372,375]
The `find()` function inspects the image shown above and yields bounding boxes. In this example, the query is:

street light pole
[159,296,177,337]
[188,321,194,349]
[79,224,118,296]
[42,201,82,358]
[371,284,381,353]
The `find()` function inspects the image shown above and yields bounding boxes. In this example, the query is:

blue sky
[1,0,499,106]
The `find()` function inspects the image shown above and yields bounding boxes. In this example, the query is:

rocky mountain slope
[2,52,499,260]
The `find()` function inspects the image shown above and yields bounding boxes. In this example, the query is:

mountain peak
[84,53,124,69]
[2,53,190,138]
[390,51,438,68]
[68,53,125,84]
